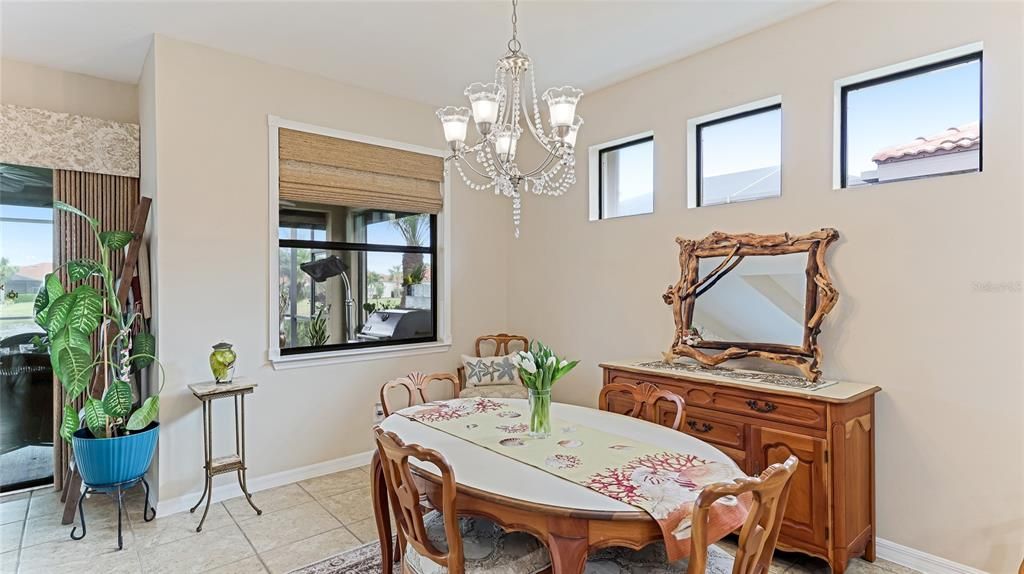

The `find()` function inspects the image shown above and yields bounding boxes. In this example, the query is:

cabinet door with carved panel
[752,426,830,552]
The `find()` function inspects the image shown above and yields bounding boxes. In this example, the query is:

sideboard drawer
[679,409,745,451]
[709,390,827,430]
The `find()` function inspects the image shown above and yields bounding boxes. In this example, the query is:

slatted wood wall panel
[51,169,139,490]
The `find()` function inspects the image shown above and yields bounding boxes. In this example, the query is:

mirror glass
[692,252,807,347]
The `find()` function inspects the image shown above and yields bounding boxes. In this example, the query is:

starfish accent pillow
[461,354,522,387]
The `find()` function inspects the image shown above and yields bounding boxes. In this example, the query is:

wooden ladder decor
[59,197,152,525]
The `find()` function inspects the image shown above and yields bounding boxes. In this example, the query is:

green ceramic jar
[209,342,237,383]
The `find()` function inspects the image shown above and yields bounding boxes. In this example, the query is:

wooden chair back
[457,334,531,389]
[688,455,799,574]
[598,381,686,431]
[474,333,529,357]
[374,428,464,573]
[380,372,460,417]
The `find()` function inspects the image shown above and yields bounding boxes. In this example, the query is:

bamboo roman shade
[278,128,444,214]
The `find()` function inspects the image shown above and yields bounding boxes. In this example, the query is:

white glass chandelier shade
[436,106,471,145]
[494,125,521,160]
[542,86,584,128]
[434,0,584,238]
[564,116,584,148]
[465,83,503,127]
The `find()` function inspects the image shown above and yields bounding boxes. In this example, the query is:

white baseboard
[877,538,989,574]
[156,450,374,517]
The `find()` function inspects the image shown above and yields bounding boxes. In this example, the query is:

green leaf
[126,396,159,431]
[54,201,98,226]
[102,380,134,419]
[33,284,50,328]
[59,405,80,443]
[99,230,134,250]
[45,293,76,336]
[57,345,93,400]
[132,331,156,370]
[67,285,103,334]
[67,259,101,281]
[84,398,109,438]
[45,273,64,303]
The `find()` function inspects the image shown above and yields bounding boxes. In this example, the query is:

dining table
[371,398,750,574]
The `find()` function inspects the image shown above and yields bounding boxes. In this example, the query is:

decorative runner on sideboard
[399,397,750,560]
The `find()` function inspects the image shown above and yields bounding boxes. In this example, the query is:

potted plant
[33,202,163,488]
[512,342,579,438]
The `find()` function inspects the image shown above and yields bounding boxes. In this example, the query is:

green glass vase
[209,342,237,383]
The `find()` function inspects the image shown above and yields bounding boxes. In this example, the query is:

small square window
[840,51,981,188]
[596,136,654,219]
[696,104,782,207]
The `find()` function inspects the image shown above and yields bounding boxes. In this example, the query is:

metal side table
[187,379,262,532]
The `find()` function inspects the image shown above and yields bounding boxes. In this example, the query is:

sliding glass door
[0,164,54,492]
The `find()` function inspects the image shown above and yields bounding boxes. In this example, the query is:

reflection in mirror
[692,252,806,347]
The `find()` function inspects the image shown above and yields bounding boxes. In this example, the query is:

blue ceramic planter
[72,422,159,487]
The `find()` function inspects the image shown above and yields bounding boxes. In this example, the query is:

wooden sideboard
[601,361,880,574]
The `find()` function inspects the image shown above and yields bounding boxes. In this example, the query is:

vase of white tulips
[513,342,579,438]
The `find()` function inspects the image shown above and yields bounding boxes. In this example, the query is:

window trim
[686,95,782,209]
[268,115,452,368]
[587,131,655,221]
[833,42,983,190]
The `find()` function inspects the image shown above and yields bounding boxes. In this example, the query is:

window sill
[270,339,452,370]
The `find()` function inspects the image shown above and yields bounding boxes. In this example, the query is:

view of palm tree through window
[0,163,55,491]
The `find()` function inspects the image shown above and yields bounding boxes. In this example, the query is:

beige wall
[507,2,1023,572]
[0,58,138,123]
[143,35,510,502]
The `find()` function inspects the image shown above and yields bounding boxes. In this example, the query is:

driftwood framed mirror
[662,229,839,381]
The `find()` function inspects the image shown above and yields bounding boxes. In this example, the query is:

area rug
[289,539,393,574]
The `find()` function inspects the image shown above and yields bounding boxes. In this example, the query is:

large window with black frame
[278,203,437,354]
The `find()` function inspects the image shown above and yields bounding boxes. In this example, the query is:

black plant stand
[70,476,155,550]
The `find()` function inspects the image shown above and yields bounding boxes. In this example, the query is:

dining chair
[585,455,800,574]
[380,372,460,417]
[373,427,552,574]
[457,333,531,399]
[598,381,687,431]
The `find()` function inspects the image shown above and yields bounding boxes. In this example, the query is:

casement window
[589,133,654,220]
[688,98,782,208]
[836,44,982,188]
[270,119,449,364]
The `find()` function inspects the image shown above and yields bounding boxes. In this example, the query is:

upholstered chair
[374,428,551,574]
[585,456,799,574]
[457,334,530,399]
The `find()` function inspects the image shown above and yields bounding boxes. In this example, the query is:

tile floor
[0,466,917,574]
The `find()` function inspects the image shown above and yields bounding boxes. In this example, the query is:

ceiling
[0,1,827,107]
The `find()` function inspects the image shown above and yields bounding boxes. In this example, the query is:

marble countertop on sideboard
[600,360,880,404]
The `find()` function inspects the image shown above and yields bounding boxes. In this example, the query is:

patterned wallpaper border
[0,104,139,178]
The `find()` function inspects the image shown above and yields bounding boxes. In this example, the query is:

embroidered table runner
[400,397,750,560]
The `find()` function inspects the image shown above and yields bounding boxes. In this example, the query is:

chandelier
[435,0,583,238]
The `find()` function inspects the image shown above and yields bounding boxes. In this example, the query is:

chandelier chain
[507,0,522,54]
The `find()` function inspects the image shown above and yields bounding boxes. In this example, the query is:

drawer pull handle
[687,421,713,433]
[746,399,778,413]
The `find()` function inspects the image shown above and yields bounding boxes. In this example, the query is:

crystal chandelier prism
[436,0,583,238]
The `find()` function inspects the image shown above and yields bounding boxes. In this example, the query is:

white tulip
[546,356,556,367]
[559,359,568,368]
[522,361,537,374]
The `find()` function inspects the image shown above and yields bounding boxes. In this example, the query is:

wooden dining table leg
[371,452,395,574]
[546,518,590,574]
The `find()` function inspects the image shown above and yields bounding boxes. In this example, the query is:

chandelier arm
[459,155,499,180]
[454,161,496,190]
[517,147,562,179]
